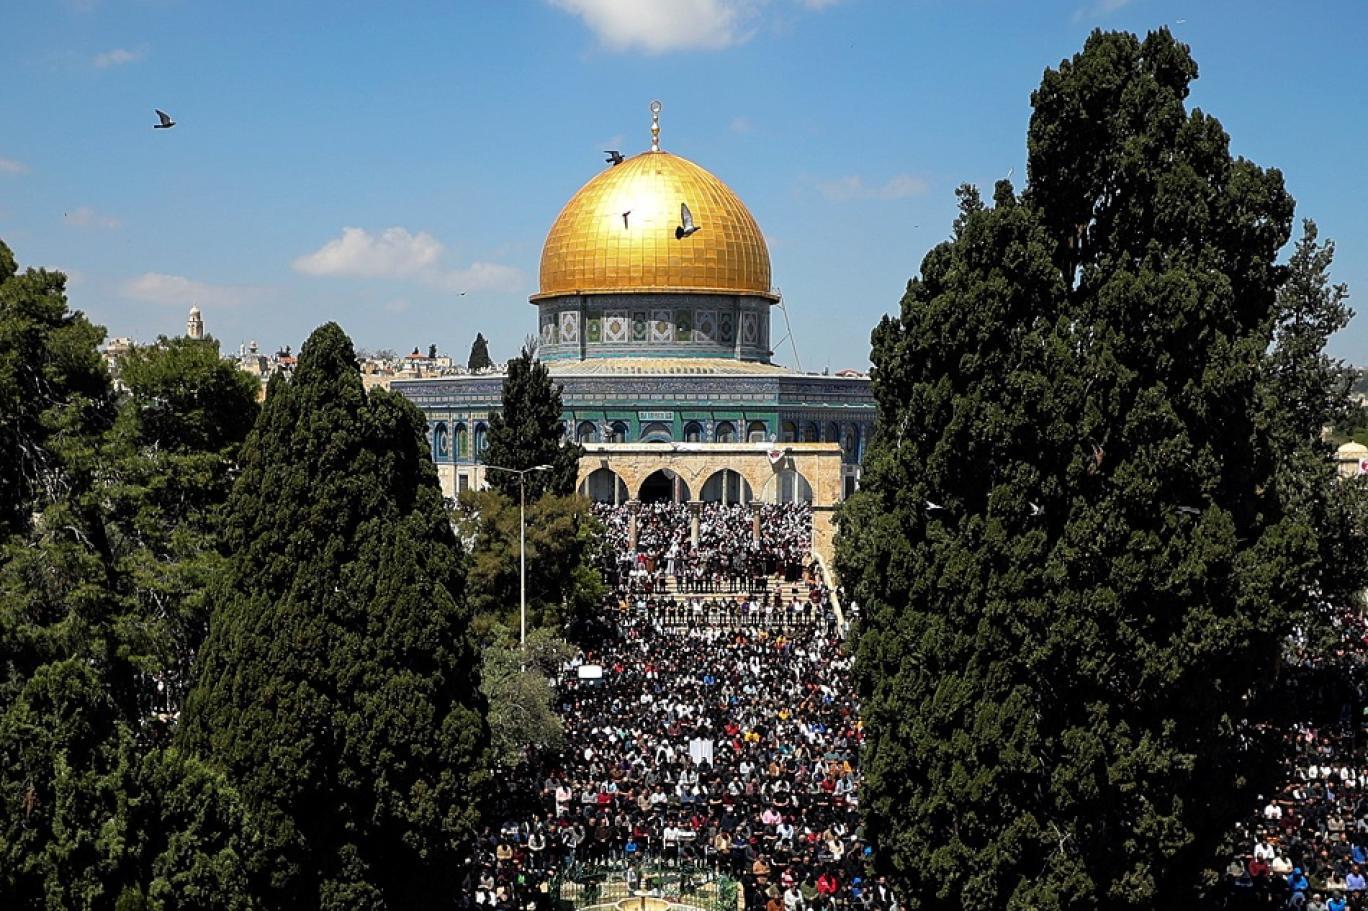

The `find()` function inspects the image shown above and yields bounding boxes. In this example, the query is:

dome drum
[536,292,772,363]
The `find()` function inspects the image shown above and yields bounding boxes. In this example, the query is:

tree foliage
[0,241,111,538]
[453,488,605,642]
[481,345,582,501]
[839,29,1362,910]
[177,322,488,910]
[479,629,573,769]
[0,245,259,909]
[467,332,492,372]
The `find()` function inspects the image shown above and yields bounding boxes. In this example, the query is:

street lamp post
[482,463,552,650]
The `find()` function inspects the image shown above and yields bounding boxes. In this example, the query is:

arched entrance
[700,469,753,505]
[761,468,814,504]
[579,467,628,504]
[639,469,691,504]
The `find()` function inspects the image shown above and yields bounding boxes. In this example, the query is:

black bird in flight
[605,150,624,165]
[154,109,175,129]
[675,202,700,239]
[622,211,631,229]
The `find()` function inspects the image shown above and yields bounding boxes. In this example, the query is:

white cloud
[121,272,270,310]
[65,206,121,229]
[730,115,753,134]
[547,0,753,52]
[293,227,524,293]
[0,157,29,175]
[92,47,142,68]
[1074,0,1132,21]
[816,174,929,202]
[433,262,525,294]
[293,226,442,278]
[799,0,844,8]
[384,299,410,314]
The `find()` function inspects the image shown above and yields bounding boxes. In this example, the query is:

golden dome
[534,150,775,301]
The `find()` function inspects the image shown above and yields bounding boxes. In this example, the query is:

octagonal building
[394,105,876,561]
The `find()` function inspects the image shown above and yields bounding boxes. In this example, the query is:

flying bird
[1177,505,1201,516]
[676,202,700,239]
[605,150,624,165]
[925,500,945,512]
[1028,502,1044,517]
[622,210,631,229]
[153,109,175,129]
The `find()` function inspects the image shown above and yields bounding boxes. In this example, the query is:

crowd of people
[594,501,815,593]
[466,502,890,909]
[1218,614,1368,910]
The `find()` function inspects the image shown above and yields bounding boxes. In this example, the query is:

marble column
[627,499,641,552]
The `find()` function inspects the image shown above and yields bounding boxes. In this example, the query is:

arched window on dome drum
[826,422,840,445]
[609,421,629,443]
[746,421,768,443]
[579,468,628,505]
[454,423,468,459]
[781,421,797,444]
[640,422,672,444]
[714,421,736,443]
[701,469,752,505]
[474,424,488,458]
[683,421,703,443]
[577,421,599,444]
[803,422,820,443]
[433,422,449,461]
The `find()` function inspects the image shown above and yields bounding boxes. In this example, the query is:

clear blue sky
[3,0,1365,369]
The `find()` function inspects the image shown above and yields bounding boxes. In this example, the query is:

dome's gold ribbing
[534,107,774,302]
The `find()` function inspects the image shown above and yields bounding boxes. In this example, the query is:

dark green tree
[840,29,1353,910]
[105,336,261,717]
[0,248,259,909]
[0,240,112,538]
[481,345,581,500]
[177,322,488,910]
[467,332,492,372]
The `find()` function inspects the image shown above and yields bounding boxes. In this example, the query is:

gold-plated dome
[534,150,775,301]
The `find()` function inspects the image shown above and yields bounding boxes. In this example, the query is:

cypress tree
[839,29,1359,909]
[482,345,582,501]
[467,333,492,372]
[178,322,488,909]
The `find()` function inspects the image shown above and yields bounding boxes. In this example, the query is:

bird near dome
[534,147,774,301]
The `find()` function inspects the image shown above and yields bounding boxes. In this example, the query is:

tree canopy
[467,332,492,372]
[0,246,261,909]
[177,322,488,910]
[838,29,1365,910]
[453,488,605,642]
[481,345,582,501]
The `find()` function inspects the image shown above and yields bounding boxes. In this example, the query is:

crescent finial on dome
[650,100,662,152]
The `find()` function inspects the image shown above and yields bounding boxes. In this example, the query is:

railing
[548,860,739,910]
